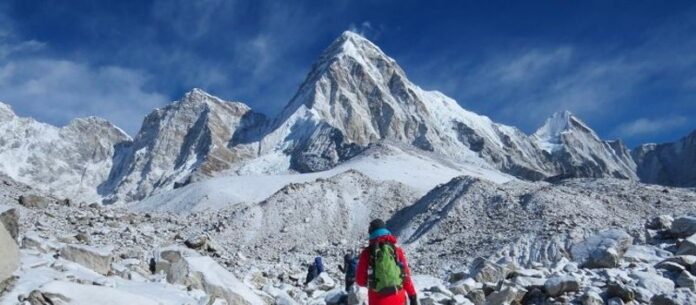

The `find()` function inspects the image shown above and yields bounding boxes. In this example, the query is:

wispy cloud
[614,116,688,138]
[404,8,696,138]
[0,58,168,134]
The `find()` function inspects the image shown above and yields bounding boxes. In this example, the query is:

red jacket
[355,235,417,305]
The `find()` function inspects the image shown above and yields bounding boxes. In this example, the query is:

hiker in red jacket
[356,219,418,305]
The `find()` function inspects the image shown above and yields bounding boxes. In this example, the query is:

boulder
[306,272,336,292]
[154,246,266,305]
[468,257,508,284]
[544,275,579,297]
[0,205,18,241]
[647,215,674,231]
[571,229,633,268]
[512,276,547,290]
[184,234,208,249]
[676,270,696,291]
[629,271,674,298]
[450,278,482,295]
[655,261,686,273]
[670,216,696,237]
[0,222,19,291]
[466,289,485,305]
[346,286,367,305]
[676,234,696,255]
[606,282,635,302]
[18,194,51,209]
[659,255,696,268]
[622,245,672,264]
[420,292,450,305]
[606,297,624,305]
[580,290,603,305]
[484,285,526,305]
[651,288,696,305]
[60,244,114,275]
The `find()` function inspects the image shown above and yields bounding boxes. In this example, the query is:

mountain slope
[632,129,696,187]
[388,176,696,273]
[100,89,267,203]
[0,103,130,203]
[533,111,637,180]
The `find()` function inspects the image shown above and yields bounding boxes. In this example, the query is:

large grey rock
[468,257,508,284]
[676,270,696,291]
[153,246,266,305]
[544,275,579,297]
[646,215,674,231]
[623,245,672,264]
[606,282,635,302]
[659,255,696,268]
[59,244,114,275]
[484,285,526,305]
[512,275,547,290]
[18,194,51,209]
[629,271,674,298]
[676,234,696,255]
[670,216,696,237]
[0,222,19,291]
[651,288,696,305]
[0,205,18,241]
[580,290,604,305]
[306,272,336,292]
[571,229,633,268]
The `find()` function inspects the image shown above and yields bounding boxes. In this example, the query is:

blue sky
[0,0,694,147]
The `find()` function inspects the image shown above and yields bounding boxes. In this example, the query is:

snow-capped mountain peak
[533,110,599,153]
[533,111,637,180]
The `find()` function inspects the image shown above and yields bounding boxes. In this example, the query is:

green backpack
[369,242,404,293]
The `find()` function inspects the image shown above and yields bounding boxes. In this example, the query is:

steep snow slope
[100,89,267,203]
[533,111,637,180]
[0,103,130,202]
[254,31,554,179]
[632,129,696,187]
[132,143,512,213]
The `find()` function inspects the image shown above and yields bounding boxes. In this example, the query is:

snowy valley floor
[1,171,696,305]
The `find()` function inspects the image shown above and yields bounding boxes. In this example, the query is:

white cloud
[0,58,168,135]
[614,116,688,138]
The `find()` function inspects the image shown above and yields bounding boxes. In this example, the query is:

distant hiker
[340,251,358,292]
[305,256,325,285]
[356,219,418,305]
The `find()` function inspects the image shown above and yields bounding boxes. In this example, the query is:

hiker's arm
[355,249,369,287]
[398,247,417,297]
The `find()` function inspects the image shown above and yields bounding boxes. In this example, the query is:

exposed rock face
[100,89,268,203]
[0,204,18,241]
[0,222,19,290]
[533,111,638,180]
[633,129,696,187]
[59,244,114,275]
[0,103,131,203]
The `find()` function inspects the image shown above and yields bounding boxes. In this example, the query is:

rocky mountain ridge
[0,31,693,205]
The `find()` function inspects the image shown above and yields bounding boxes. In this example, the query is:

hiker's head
[314,256,322,264]
[368,218,391,240]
